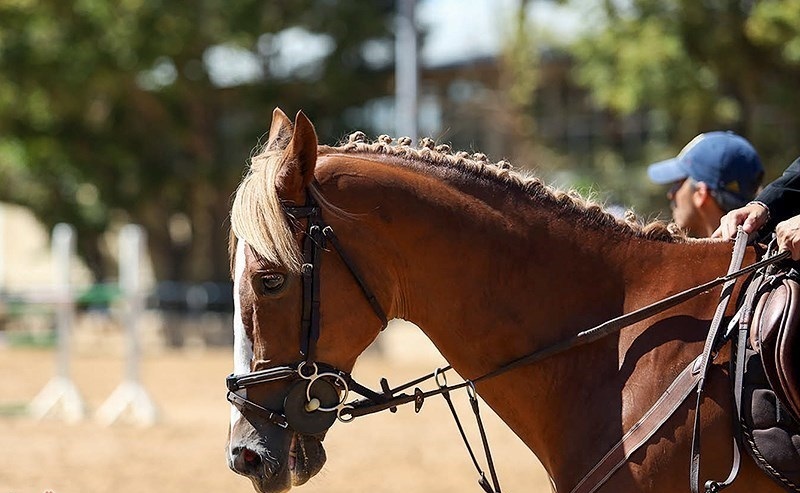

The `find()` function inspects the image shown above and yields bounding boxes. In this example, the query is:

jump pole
[29,223,87,422]
[96,224,157,426]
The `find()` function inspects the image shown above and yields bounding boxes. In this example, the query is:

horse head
[225,109,388,492]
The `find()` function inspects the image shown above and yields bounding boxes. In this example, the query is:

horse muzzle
[228,421,327,493]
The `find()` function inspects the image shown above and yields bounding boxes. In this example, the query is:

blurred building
[433,53,658,163]
[0,202,92,293]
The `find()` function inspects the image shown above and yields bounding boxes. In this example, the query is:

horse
[224,108,784,493]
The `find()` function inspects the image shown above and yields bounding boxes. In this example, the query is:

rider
[713,157,800,260]
[647,131,764,237]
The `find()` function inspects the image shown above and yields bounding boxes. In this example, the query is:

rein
[344,247,790,421]
[226,197,791,492]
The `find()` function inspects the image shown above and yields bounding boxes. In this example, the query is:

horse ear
[276,110,318,205]
[266,107,293,151]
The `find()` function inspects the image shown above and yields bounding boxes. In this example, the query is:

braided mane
[320,132,686,243]
[231,131,687,275]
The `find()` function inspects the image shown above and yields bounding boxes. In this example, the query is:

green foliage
[747,0,800,63]
[0,0,393,281]
[503,3,539,114]
[573,15,721,128]
[569,1,764,139]
[556,0,800,212]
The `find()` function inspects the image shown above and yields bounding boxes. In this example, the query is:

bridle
[226,192,390,435]
[226,194,791,493]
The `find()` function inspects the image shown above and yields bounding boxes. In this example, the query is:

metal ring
[297,361,318,380]
[466,380,478,400]
[306,372,350,411]
[434,367,448,388]
[337,405,355,423]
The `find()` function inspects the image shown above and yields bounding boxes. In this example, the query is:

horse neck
[318,154,733,485]
[318,153,712,370]
[378,193,729,486]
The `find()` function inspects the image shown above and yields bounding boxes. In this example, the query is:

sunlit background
[2,1,800,492]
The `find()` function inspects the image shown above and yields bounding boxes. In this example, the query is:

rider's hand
[775,215,800,260]
[711,202,770,240]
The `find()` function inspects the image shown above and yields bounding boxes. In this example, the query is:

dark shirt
[756,157,800,233]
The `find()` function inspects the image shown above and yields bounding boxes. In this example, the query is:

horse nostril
[231,446,263,477]
[242,448,261,466]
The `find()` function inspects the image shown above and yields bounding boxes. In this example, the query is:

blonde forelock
[230,150,303,273]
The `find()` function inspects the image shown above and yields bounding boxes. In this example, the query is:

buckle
[226,373,240,392]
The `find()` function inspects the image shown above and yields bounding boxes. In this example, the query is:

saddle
[740,266,800,491]
[750,270,800,420]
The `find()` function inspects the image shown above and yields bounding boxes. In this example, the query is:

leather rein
[225,196,790,492]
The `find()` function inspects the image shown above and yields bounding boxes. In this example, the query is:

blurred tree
[498,0,541,164]
[0,0,393,282]
[564,0,800,177]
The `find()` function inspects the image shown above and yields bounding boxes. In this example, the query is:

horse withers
[225,108,786,493]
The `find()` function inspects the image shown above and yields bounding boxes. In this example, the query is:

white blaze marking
[230,238,254,429]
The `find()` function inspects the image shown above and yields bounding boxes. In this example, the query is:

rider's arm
[755,157,800,234]
[714,157,800,241]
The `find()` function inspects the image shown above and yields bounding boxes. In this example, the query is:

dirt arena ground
[0,326,551,493]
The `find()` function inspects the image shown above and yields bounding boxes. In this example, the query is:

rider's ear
[276,110,318,206]
[692,181,710,207]
[266,107,293,151]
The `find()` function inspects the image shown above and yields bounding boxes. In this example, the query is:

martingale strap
[570,355,703,493]
[571,230,764,493]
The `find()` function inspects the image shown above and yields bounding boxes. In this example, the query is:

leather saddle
[750,270,800,420]
[741,267,800,491]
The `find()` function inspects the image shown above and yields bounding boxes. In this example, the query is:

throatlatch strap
[690,228,748,493]
[322,226,388,328]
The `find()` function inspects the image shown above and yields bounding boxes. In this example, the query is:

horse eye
[261,273,285,292]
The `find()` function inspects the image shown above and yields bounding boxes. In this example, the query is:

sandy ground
[0,327,551,493]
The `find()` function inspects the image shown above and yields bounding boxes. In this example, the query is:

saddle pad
[750,276,800,420]
[742,349,800,492]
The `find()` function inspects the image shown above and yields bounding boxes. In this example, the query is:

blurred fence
[148,280,233,348]
[0,222,234,424]
[0,281,234,349]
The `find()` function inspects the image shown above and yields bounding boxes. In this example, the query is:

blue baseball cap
[647,131,764,211]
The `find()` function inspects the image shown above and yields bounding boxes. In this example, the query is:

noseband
[226,193,390,435]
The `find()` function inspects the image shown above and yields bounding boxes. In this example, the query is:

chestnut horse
[225,109,781,493]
